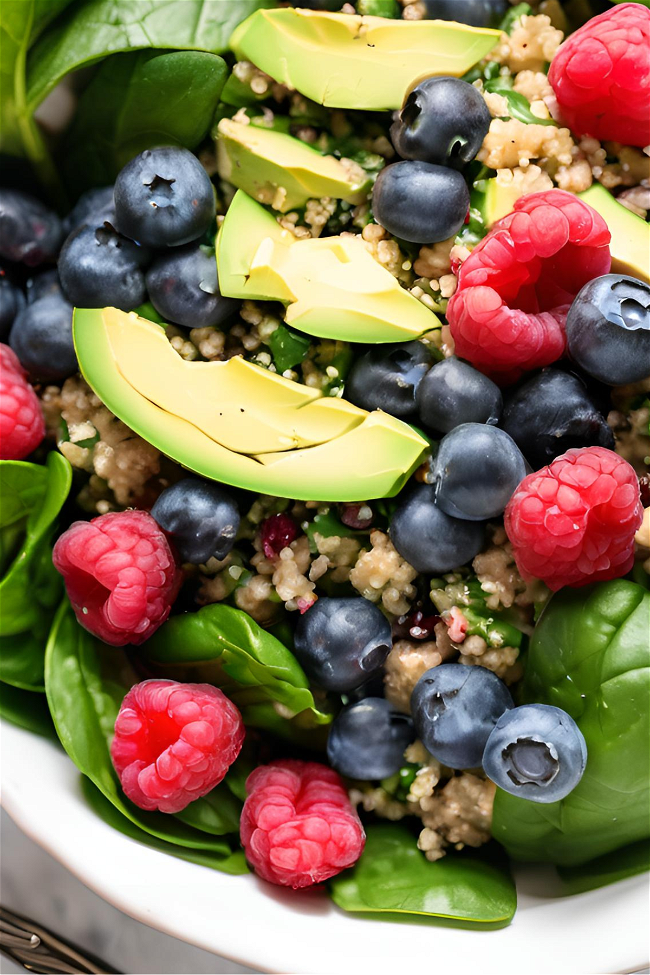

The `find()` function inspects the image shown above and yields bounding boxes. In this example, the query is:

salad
[1,0,649,930]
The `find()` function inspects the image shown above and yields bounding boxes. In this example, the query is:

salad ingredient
[61,186,115,237]
[0,276,25,341]
[345,342,432,418]
[447,189,611,383]
[483,703,587,803]
[230,9,500,111]
[500,368,614,468]
[260,512,299,560]
[294,596,391,692]
[505,445,643,591]
[110,679,244,814]
[492,580,649,865]
[9,295,75,382]
[371,161,470,244]
[150,478,240,565]
[390,77,491,168]
[579,184,650,284]
[53,510,182,646]
[0,189,62,266]
[390,484,486,574]
[26,269,64,304]
[58,223,150,310]
[240,759,365,888]
[431,423,527,521]
[326,698,414,779]
[557,839,650,896]
[0,346,46,460]
[566,274,650,385]
[416,356,502,434]
[114,147,215,248]
[146,244,238,329]
[548,3,650,148]
[410,663,513,769]
[422,0,508,28]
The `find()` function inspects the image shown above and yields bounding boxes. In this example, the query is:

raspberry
[110,679,244,813]
[504,446,643,591]
[548,4,650,148]
[53,510,182,646]
[0,344,45,459]
[260,512,298,559]
[240,759,365,888]
[447,191,611,384]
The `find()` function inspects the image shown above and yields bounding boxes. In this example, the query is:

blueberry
[482,703,587,803]
[58,223,150,310]
[9,295,76,382]
[26,268,63,304]
[391,77,491,169]
[390,483,485,574]
[62,186,115,237]
[293,597,392,692]
[416,356,502,434]
[422,0,508,26]
[114,147,215,247]
[411,663,513,769]
[146,244,238,328]
[0,189,62,266]
[371,161,469,244]
[501,368,614,469]
[150,477,240,564]
[0,273,25,341]
[345,341,432,418]
[565,274,650,385]
[431,422,527,521]
[327,698,414,780]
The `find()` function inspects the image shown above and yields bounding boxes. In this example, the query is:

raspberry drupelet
[53,510,182,646]
[504,446,643,591]
[548,3,650,149]
[111,680,244,813]
[447,190,611,384]
[0,344,45,460]
[240,759,365,888]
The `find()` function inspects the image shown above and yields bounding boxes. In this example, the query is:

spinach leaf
[268,324,311,374]
[0,680,56,738]
[485,80,556,126]
[492,580,650,866]
[174,783,242,836]
[26,0,274,114]
[498,1,531,33]
[62,49,227,193]
[557,838,650,895]
[330,824,516,928]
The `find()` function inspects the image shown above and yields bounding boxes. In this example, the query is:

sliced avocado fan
[73,307,429,501]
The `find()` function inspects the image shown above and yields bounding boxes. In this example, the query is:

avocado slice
[477,177,520,228]
[579,184,649,284]
[230,9,501,111]
[216,190,439,342]
[73,307,429,501]
[216,119,368,212]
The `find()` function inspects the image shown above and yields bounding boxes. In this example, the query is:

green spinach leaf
[268,324,311,374]
[330,824,516,928]
[485,80,557,126]
[0,680,56,738]
[557,838,650,895]
[174,783,242,836]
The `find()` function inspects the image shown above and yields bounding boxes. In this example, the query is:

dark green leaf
[557,838,650,895]
[485,82,557,126]
[306,510,364,553]
[330,824,516,928]
[62,49,227,192]
[0,680,56,738]
[174,782,242,835]
[268,324,311,374]
[498,2,532,33]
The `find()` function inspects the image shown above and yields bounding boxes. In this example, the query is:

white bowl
[1,720,648,975]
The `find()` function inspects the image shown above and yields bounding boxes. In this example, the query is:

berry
[259,512,298,559]
[62,186,115,237]
[146,244,238,329]
[548,3,650,148]
[0,189,62,266]
[240,759,365,888]
[0,272,25,341]
[114,147,215,247]
[151,477,240,564]
[565,274,650,386]
[26,268,63,304]
[447,190,611,383]
[416,356,502,434]
[482,703,587,803]
[9,295,77,382]
[110,679,244,813]
[501,368,614,469]
[345,341,432,419]
[327,698,414,780]
[58,223,150,311]
[371,161,469,245]
[430,423,527,521]
[421,0,508,27]
[390,483,485,573]
[504,446,643,591]
[0,344,45,460]
[390,77,491,169]
[411,663,513,769]
[293,597,391,692]
[52,510,182,646]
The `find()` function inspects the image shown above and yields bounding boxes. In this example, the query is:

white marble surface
[0,809,258,975]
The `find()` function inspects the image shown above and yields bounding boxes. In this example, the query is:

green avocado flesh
[73,307,429,501]
[216,119,368,212]
[230,8,501,110]
[216,190,439,342]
